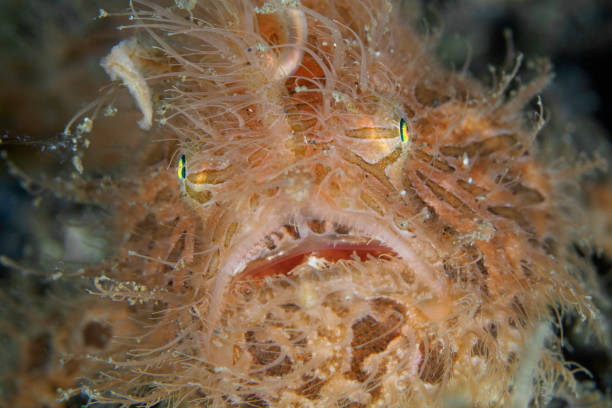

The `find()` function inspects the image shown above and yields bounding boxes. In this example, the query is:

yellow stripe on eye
[400,118,409,143]
[178,154,186,179]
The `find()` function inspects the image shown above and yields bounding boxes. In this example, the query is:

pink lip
[235,237,396,282]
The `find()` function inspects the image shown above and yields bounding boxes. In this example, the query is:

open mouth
[205,211,440,345]
[233,219,397,284]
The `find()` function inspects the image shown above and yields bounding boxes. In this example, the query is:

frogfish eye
[178,154,186,180]
[399,117,409,143]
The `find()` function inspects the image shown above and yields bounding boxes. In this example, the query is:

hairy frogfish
[2,0,611,407]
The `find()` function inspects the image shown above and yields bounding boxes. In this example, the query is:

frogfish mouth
[235,220,396,283]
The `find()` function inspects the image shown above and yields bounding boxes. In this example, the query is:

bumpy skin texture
[35,0,604,407]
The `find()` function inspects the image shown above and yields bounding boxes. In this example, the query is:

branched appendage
[7,0,609,407]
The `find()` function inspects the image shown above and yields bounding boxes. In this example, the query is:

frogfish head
[67,0,603,407]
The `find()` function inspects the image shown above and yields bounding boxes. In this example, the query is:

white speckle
[72,156,84,174]
[400,190,406,196]
[419,207,430,220]
[475,221,495,242]
[468,177,473,184]
[156,102,169,115]
[306,255,327,269]
[77,117,93,134]
[332,91,348,103]
[462,152,470,167]
[254,0,288,14]
[297,281,319,308]
[175,0,197,11]
[103,105,117,117]
[98,8,109,19]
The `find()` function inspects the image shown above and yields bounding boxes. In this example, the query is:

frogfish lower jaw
[204,204,445,343]
[199,207,462,405]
